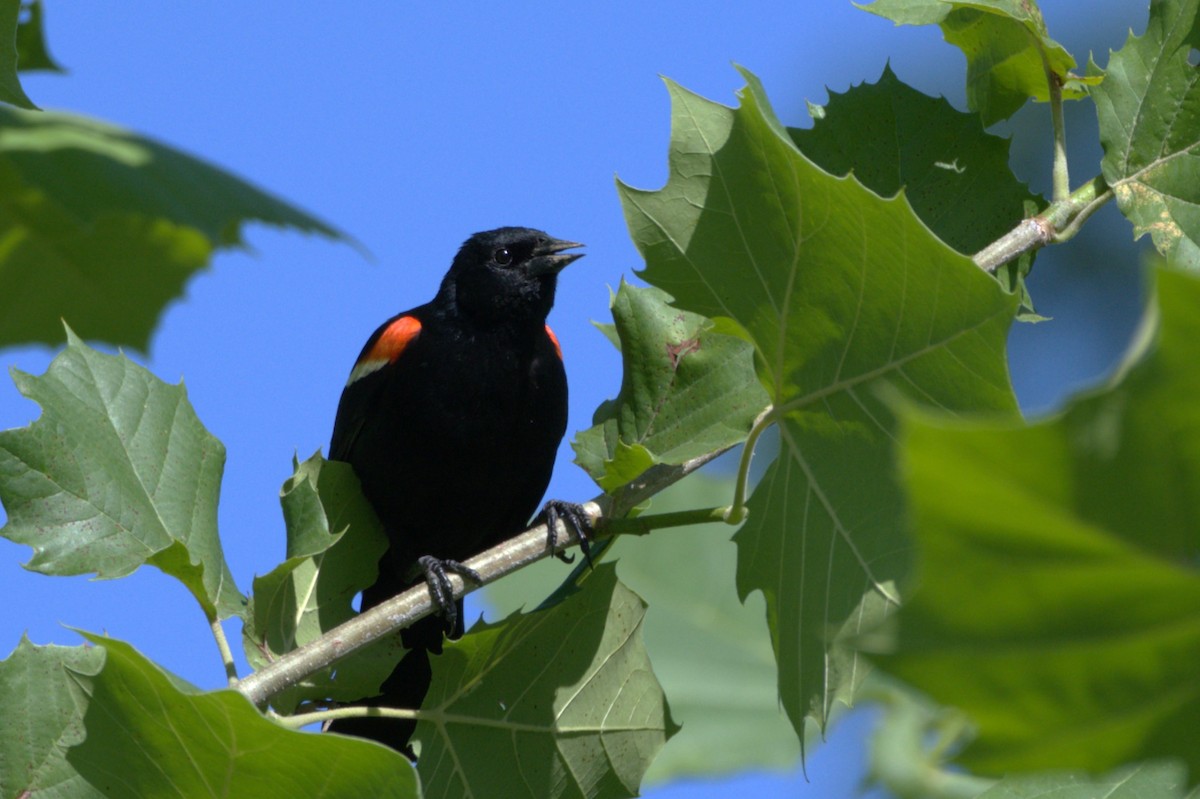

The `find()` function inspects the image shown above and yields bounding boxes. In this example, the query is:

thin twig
[972,217,1056,272]
[972,175,1112,272]
[236,444,733,707]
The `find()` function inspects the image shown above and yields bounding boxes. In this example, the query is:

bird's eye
[493,247,512,265]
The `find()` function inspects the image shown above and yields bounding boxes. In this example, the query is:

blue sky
[0,3,1150,796]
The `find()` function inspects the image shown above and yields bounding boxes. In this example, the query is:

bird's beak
[529,237,585,276]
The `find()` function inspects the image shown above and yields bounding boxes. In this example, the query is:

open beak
[529,236,585,276]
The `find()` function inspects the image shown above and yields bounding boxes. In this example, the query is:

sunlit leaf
[416,564,676,799]
[619,68,1017,747]
[243,452,400,714]
[572,281,768,493]
[859,0,1084,124]
[68,634,418,798]
[483,474,801,783]
[1092,0,1200,267]
[0,329,244,620]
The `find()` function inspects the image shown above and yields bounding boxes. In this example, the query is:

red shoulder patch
[347,315,422,385]
[545,324,562,360]
[369,315,423,363]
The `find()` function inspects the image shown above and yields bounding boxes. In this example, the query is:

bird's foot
[416,555,482,631]
[541,500,594,566]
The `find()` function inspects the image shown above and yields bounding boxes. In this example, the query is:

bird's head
[440,227,584,327]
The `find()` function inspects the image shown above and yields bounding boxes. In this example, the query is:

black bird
[326,227,587,755]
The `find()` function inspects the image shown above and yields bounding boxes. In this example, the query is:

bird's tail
[325,579,460,758]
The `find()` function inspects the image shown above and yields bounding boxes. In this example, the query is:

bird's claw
[542,500,594,567]
[417,555,482,630]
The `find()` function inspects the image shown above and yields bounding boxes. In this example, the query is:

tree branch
[972,175,1111,272]
[235,444,732,708]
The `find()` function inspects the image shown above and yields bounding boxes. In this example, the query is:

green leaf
[16,0,64,73]
[880,267,1200,775]
[864,682,996,798]
[572,281,768,493]
[67,634,418,798]
[0,0,35,109]
[415,563,676,799]
[243,452,401,715]
[1092,0,1200,268]
[859,0,1084,124]
[484,474,800,783]
[791,65,1041,256]
[975,763,1195,799]
[619,69,1018,747]
[0,637,106,799]
[0,106,348,352]
[0,328,245,621]
[791,65,1044,318]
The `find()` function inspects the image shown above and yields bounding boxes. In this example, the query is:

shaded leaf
[243,451,401,715]
[483,473,800,784]
[16,0,63,73]
[68,634,418,798]
[0,637,105,799]
[881,268,1200,775]
[618,68,1018,747]
[859,0,1085,124]
[0,0,35,109]
[792,64,1044,318]
[791,64,1041,256]
[1092,0,1200,268]
[415,563,676,799]
[0,106,348,352]
[0,328,244,621]
[572,281,768,493]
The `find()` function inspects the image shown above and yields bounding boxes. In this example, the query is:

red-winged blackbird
[326,227,586,755]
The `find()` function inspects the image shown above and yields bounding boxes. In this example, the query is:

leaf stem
[1047,69,1069,202]
[726,405,777,524]
[210,618,239,686]
[601,506,733,535]
[1051,178,1113,243]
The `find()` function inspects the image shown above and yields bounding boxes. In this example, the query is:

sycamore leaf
[0,637,106,799]
[859,0,1085,124]
[17,0,63,73]
[792,64,1041,257]
[881,268,1200,776]
[792,64,1044,318]
[415,564,676,799]
[0,329,244,620]
[0,0,34,109]
[1092,0,1200,268]
[67,634,418,798]
[483,474,800,784]
[0,106,348,352]
[619,68,1018,747]
[242,452,401,715]
[572,281,768,493]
